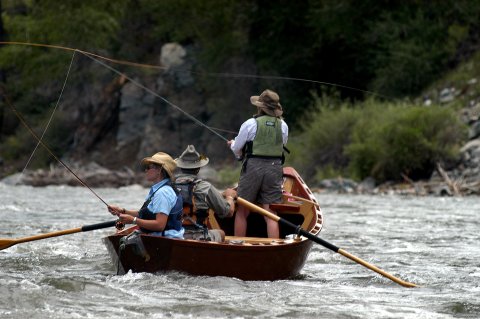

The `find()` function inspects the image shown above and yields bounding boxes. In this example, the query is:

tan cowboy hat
[175,145,209,169]
[141,152,177,180]
[250,89,283,117]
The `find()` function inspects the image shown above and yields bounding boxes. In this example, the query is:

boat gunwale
[104,230,311,251]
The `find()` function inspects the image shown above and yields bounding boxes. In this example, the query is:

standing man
[227,89,288,238]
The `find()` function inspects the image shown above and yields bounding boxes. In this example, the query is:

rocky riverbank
[2,152,479,196]
[1,162,145,188]
[2,117,480,196]
[314,134,480,196]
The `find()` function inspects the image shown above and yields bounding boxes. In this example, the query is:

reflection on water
[0,184,479,318]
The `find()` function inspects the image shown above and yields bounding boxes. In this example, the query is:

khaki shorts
[237,157,283,204]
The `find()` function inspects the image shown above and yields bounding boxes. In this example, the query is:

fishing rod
[1,92,110,207]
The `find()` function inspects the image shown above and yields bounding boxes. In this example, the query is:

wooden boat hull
[103,167,323,280]
[103,234,313,280]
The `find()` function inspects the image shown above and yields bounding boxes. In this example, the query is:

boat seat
[270,198,315,230]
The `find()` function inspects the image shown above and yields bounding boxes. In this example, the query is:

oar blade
[237,196,419,288]
[0,239,17,251]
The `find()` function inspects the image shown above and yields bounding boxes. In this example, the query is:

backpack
[174,177,198,213]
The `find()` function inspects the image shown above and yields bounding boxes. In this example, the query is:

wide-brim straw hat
[141,152,177,181]
[175,145,209,169]
[250,89,283,117]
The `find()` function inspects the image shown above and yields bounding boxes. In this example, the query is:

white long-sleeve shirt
[230,118,289,158]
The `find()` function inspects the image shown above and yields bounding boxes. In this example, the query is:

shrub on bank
[289,98,467,184]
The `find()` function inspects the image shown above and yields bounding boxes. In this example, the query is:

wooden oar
[237,197,419,288]
[0,220,117,251]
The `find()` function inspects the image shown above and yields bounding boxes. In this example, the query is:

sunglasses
[144,164,160,171]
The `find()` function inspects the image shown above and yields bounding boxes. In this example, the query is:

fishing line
[202,73,392,100]
[0,41,392,102]
[1,93,110,207]
[0,41,394,142]
[0,41,391,182]
[22,50,77,174]
[78,51,230,142]
[0,41,167,71]
[204,126,237,135]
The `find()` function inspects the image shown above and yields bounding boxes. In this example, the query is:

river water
[0,183,479,319]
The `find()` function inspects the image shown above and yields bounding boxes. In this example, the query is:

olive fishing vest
[245,115,284,158]
[138,183,183,234]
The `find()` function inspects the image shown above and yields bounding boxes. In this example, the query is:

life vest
[173,177,208,227]
[245,115,284,159]
[138,183,183,234]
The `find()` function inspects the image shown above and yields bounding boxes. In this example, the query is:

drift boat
[103,167,323,280]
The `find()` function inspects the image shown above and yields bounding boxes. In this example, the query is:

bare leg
[234,205,250,237]
[262,204,279,238]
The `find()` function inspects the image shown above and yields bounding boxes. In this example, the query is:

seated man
[175,145,236,241]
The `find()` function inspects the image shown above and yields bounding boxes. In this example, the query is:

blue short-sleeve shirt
[146,179,184,239]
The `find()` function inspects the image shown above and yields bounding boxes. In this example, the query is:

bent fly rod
[1,92,109,207]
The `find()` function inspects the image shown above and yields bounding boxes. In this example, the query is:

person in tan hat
[175,145,236,241]
[227,89,288,238]
[108,152,184,239]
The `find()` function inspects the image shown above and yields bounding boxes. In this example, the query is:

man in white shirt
[228,89,288,238]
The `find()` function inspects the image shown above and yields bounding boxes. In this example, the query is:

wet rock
[357,177,376,193]
[3,162,145,188]
[160,43,186,70]
[317,178,357,193]
[439,87,455,103]
[469,120,480,139]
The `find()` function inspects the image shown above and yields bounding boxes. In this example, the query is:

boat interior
[205,172,323,240]
[115,169,323,245]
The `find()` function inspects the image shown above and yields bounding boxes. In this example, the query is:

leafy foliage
[291,98,467,183]
[287,93,360,180]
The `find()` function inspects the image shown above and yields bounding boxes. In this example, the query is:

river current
[0,183,479,318]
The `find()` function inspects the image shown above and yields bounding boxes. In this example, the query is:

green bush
[290,97,467,184]
[346,102,467,181]
[287,94,354,180]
